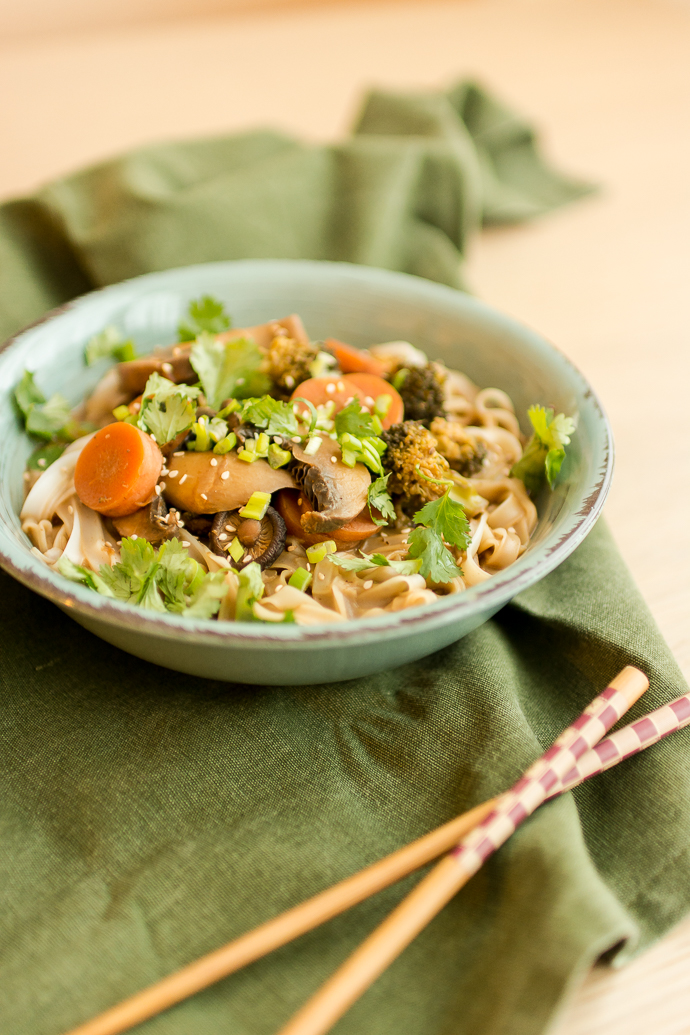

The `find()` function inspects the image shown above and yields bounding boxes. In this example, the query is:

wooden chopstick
[273,666,649,1035]
[62,666,666,1035]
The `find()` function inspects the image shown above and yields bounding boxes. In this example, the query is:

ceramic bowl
[0,260,612,684]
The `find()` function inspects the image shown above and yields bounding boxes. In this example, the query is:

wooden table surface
[1,0,689,1031]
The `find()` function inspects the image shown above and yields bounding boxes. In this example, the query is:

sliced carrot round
[290,376,367,416]
[341,373,404,428]
[74,422,163,518]
[324,338,386,377]
[274,490,381,546]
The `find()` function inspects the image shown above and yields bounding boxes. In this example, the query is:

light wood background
[1,0,689,1031]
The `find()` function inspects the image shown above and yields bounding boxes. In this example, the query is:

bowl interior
[0,260,611,641]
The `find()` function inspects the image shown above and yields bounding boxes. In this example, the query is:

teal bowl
[0,261,612,684]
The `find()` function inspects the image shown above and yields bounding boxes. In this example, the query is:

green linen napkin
[0,81,687,1035]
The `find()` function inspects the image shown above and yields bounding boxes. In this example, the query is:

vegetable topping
[74,422,163,518]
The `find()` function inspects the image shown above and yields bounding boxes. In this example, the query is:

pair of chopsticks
[64,666,690,1035]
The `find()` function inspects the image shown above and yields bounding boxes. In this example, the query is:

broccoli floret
[430,417,486,477]
[394,363,446,427]
[381,421,451,508]
[266,334,320,393]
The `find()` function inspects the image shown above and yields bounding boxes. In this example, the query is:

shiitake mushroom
[210,506,287,570]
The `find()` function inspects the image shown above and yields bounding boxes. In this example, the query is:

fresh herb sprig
[511,405,576,494]
[178,295,232,342]
[407,489,471,583]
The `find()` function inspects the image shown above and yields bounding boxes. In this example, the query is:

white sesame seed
[37,458,46,467]
[168,470,178,478]
[200,493,208,501]
[131,534,138,540]
[155,485,162,495]
[365,396,374,407]
[317,572,325,580]
[363,580,373,590]
[161,362,173,375]
[330,456,337,464]
[181,541,190,547]
[297,498,303,506]
[68,505,73,515]
[159,482,166,491]
[285,375,295,388]
[336,381,345,392]
[302,411,310,421]
[161,467,169,475]
[173,451,184,457]
[210,457,218,466]
[218,533,228,541]
[104,434,110,440]
[273,436,283,445]
[344,396,354,406]
[243,554,251,563]
[275,583,283,592]
[116,540,122,546]
[150,433,157,441]
[221,471,230,480]
[179,474,188,485]
[325,383,336,394]
[291,436,301,443]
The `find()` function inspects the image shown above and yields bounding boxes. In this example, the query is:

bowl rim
[0,259,613,649]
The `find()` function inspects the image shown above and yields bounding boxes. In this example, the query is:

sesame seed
[274,436,283,445]
[172,346,182,356]
[218,533,228,541]
[302,411,310,421]
[275,583,283,592]
[161,362,173,375]
[179,474,188,485]
[285,375,295,388]
[330,456,337,464]
[168,470,178,478]
[297,498,303,506]
[37,458,46,468]
[150,433,157,441]
[317,572,325,580]
[210,457,218,466]
[243,554,251,563]
[131,534,138,540]
[344,396,354,406]
[116,540,122,546]
[159,482,166,491]
[325,383,336,394]
[336,381,345,392]
[287,544,296,552]
[181,541,190,547]
[365,396,374,406]
[363,580,373,590]
[68,505,73,515]
[291,436,301,443]
[155,485,162,495]
[200,493,208,500]
[173,451,184,457]
[236,378,245,386]
[161,467,169,475]
[221,471,230,480]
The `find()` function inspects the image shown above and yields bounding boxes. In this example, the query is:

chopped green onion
[189,417,210,451]
[228,537,244,562]
[208,417,229,443]
[305,540,337,564]
[216,400,241,419]
[392,368,409,390]
[255,432,270,457]
[268,443,292,469]
[371,414,383,435]
[113,404,130,421]
[237,449,258,463]
[213,432,237,454]
[304,435,322,456]
[374,394,392,418]
[288,567,312,592]
[239,491,271,520]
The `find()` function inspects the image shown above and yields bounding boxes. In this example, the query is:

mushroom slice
[118,346,196,396]
[112,495,178,544]
[163,451,295,514]
[210,507,286,570]
[291,439,371,534]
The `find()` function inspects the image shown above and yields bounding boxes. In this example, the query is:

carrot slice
[341,373,404,428]
[274,490,381,546]
[74,422,163,518]
[324,338,386,377]
[290,376,367,415]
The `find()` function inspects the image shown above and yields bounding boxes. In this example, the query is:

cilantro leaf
[85,325,137,366]
[235,561,265,622]
[27,442,67,471]
[182,572,228,619]
[511,405,576,493]
[57,556,117,597]
[406,489,470,583]
[25,394,73,440]
[328,552,422,576]
[190,333,271,408]
[367,474,396,526]
[14,370,45,417]
[239,396,300,438]
[334,398,376,439]
[136,372,200,445]
[178,295,232,342]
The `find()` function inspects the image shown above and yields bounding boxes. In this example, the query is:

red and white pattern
[556,692,690,795]
[450,684,632,876]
